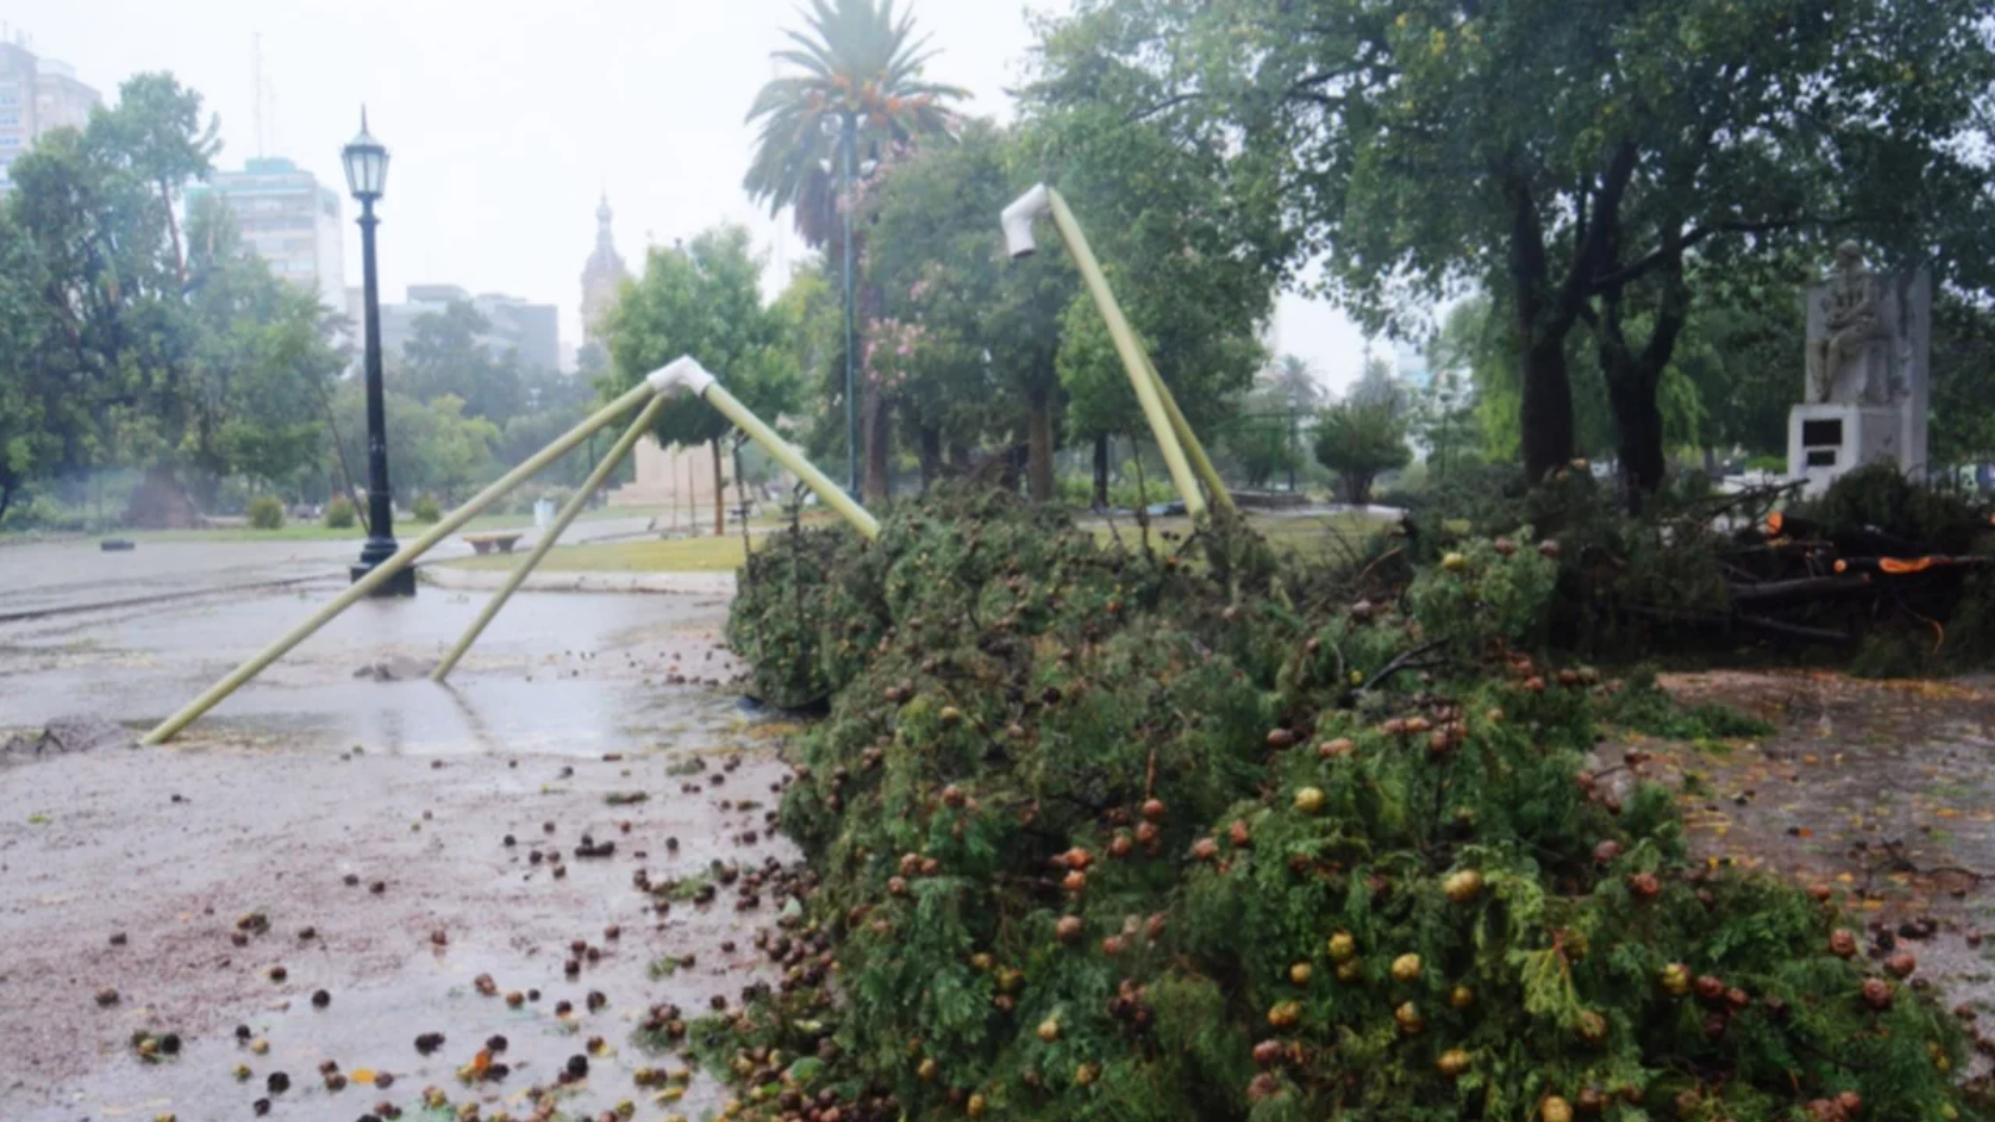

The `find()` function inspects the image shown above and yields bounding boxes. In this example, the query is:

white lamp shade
[341,112,389,200]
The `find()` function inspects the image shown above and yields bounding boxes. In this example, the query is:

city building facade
[0,37,101,193]
[356,283,560,374]
[188,157,346,313]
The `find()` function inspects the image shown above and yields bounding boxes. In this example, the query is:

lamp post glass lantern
[343,109,414,596]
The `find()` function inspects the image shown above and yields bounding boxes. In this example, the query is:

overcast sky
[6,0,1371,391]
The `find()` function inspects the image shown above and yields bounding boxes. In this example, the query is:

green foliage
[323,496,357,529]
[603,225,802,455]
[706,495,1977,1122]
[742,0,967,248]
[865,121,1072,497]
[245,495,284,530]
[1313,400,1410,505]
[1598,670,1772,741]
[1801,464,1991,558]
[1030,0,1995,484]
[411,495,441,523]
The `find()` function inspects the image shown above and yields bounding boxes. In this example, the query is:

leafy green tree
[1022,49,1282,506]
[602,225,801,533]
[87,72,219,286]
[179,196,344,498]
[1033,0,1995,495]
[0,200,63,524]
[866,121,1071,499]
[1314,396,1412,505]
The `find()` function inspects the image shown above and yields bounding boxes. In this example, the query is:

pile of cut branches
[1402,464,1995,667]
[689,487,1985,1122]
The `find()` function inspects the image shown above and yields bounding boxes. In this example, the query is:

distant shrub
[323,496,357,529]
[247,496,285,530]
[412,495,441,522]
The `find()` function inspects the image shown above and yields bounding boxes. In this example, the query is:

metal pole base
[350,562,417,597]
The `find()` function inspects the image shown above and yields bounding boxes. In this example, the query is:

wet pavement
[1607,670,1995,1033]
[0,516,655,619]
[0,540,792,1121]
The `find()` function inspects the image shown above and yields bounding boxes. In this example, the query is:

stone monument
[1787,242,1929,496]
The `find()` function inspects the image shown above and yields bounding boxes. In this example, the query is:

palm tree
[744,0,964,246]
[744,0,964,500]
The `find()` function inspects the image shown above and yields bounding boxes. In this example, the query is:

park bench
[462,531,525,555]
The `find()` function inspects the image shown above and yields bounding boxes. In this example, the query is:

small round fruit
[1334,959,1363,983]
[1885,951,1916,978]
[1251,1039,1284,1068]
[1288,962,1312,986]
[1540,1095,1574,1122]
[1390,953,1422,983]
[1266,728,1296,749]
[1592,839,1624,865]
[1055,916,1084,944]
[1448,985,1474,1010]
[1293,787,1326,815]
[1100,935,1126,957]
[1140,798,1167,822]
[1108,833,1133,859]
[1829,929,1859,958]
[1062,870,1088,893]
[1658,963,1691,997]
[1075,1062,1098,1087]
[966,1092,986,1117]
[1190,837,1220,862]
[1435,1048,1470,1078]
[1326,931,1357,962]
[1442,869,1484,903]
[1575,1010,1607,1044]
[1862,977,1894,1011]
[1037,1018,1060,1043]
[917,1058,938,1082]
[1318,737,1356,759]
[1627,872,1661,899]
[1441,552,1469,572]
[1394,1001,1423,1033]
[1266,1000,1301,1029]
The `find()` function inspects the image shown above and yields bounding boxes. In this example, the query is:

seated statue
[1810,241,1893,405]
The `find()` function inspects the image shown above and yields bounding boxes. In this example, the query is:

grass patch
[442,534,748,573]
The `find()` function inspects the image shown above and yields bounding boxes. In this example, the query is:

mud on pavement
[0,581,808,1121]
[1604,670,1995,1059]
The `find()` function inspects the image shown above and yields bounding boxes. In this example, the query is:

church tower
[580,193,628,345]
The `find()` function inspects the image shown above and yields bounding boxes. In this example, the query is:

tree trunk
[710,438,726,537]
[916,425,942,491]
[862,386,891,503]
[1025,384,1055,503]
[160,177,187,290]
[0,481,14,527]
[1603,365,1665,501]
[1091,433,1110,509]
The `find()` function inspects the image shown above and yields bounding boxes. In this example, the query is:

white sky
[5,0,1368,393]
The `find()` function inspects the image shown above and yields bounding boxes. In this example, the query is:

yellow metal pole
[1140,352,1236,515]
[141,382,656,745]
[1041,189,1206,518]
[431,392,668,683]
[698,379,879,541]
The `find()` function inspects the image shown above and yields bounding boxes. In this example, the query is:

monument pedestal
[1786,403,1908,498]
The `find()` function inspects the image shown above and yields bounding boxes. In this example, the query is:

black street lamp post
[342,109,414,596]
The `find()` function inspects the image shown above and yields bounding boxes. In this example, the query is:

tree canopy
[1030,0,1995,494]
